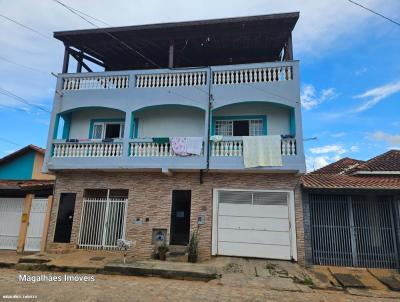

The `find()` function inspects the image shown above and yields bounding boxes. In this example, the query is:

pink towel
[170,137,189,156]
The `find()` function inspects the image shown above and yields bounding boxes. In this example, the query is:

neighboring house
[0,145,54,252]
[43,13,307,263]
[302,150,400,269]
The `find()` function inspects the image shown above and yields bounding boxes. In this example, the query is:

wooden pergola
[54,12,299,73]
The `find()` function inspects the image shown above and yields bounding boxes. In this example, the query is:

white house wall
[135,107,205,137]
[69,108,125,139]
[212,103,290,135]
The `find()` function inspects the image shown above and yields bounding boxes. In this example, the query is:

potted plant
[157,243,169,261]
[187,229,199,263]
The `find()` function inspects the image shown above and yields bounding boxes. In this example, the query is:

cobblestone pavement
[0,269,398,302]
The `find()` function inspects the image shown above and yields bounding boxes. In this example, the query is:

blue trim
[289,108,296,136]
[213,101,292,111]
[211,115,267,136]
[129,113,139,139]
[59,106,125,115]
[88,118,125,139]
[61,113,71,139]
[53,114,60,139]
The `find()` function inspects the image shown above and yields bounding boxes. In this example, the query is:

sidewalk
[1,250,400,299]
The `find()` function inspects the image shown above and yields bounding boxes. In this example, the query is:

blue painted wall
[0,150,35,180]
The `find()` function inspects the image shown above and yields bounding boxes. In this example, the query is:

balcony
[48,136,303,172]
[209,137,303,172]
[55,61,299,115]
[46,61,304,173]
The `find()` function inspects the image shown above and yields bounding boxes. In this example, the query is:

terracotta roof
[302,174,400,190]
[355,150,400,172]
[0,144,45,165]
[0,179,53,190]
[310,157,364,175]
[302,149,400,190]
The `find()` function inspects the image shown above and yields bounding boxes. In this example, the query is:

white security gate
[212,189,296,260]
[25,198,48,252]
[0,198,24,250]
[78,197,128,250]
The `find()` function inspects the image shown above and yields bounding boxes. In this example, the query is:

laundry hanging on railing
[170,137,203,156]
[152,137,170,144]
[210,135,223,142]
[242,135,282,168]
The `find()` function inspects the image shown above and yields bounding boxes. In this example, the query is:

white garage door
[213,190,296,260]
[0,198,24,250]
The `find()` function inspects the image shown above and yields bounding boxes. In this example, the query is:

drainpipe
[200,66,212,184]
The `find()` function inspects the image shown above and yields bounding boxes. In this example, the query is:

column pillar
[17,194,33,253]
[123,111,133,157]
[40,195,54,253]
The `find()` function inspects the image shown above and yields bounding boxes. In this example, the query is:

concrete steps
[167,245,187,262]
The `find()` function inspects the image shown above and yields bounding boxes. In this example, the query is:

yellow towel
[243,135,283,168]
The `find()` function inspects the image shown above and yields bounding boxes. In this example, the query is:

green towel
[152,137,170,144]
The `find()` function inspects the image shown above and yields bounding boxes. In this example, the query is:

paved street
[0,269,398,302]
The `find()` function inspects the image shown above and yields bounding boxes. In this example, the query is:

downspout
[200,66,212,184]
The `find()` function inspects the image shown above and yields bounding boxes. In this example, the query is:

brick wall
[47,171,305,264]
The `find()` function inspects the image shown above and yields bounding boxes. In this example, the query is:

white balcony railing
[130,142,175,157]
[52,142,123,157]
[63,75,129,90]
[135,71,207,88]
[60,62,297,92]
[212,65,293,85]
[210,137,297,157]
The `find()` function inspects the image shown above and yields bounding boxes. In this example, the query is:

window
[214,118,265,136]
[91,121,125,139]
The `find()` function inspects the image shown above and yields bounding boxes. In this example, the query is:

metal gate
[310,194,399,269]
[25,198,48,251]
[78,196,127,250]
[0,198,24,250]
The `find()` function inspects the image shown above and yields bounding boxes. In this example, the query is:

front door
[54,193,76,243]
[170,190,191,245]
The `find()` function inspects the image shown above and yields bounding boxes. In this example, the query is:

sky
[0,0,399,171]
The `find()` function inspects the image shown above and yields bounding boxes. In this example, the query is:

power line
[346,0,400,27]
[0,137,23,147]
[0,13,51,39]
[52,0,111,27]
[0,103,31,113]
[0,56,50,75]
[52,0,160,68]
[0,87,51,113]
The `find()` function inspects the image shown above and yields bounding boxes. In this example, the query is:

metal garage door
[25,198,48,252]
[310,194,399,269]
[214,190,295,260]
[0,198,24,250]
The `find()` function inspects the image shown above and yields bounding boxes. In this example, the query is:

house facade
[0,145,54,252]
[43,13,307,263]
[302,151,400,269]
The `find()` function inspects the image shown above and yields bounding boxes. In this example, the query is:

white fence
[63,75,129,90]
[210,138,297,157]
[130,142,175,157]
[0,198,24,250]
[135,71,207,88]
[212,65,293,85]
[53,142,123,158]
[78,197,128,250]
[25,198,48,252]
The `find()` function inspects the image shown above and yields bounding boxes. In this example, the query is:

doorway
[54,193,76,243]
[170,190,191,245]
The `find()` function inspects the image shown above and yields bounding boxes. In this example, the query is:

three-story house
[44,12,306,263]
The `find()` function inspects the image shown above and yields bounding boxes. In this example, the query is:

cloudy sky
[0,0,399,170]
